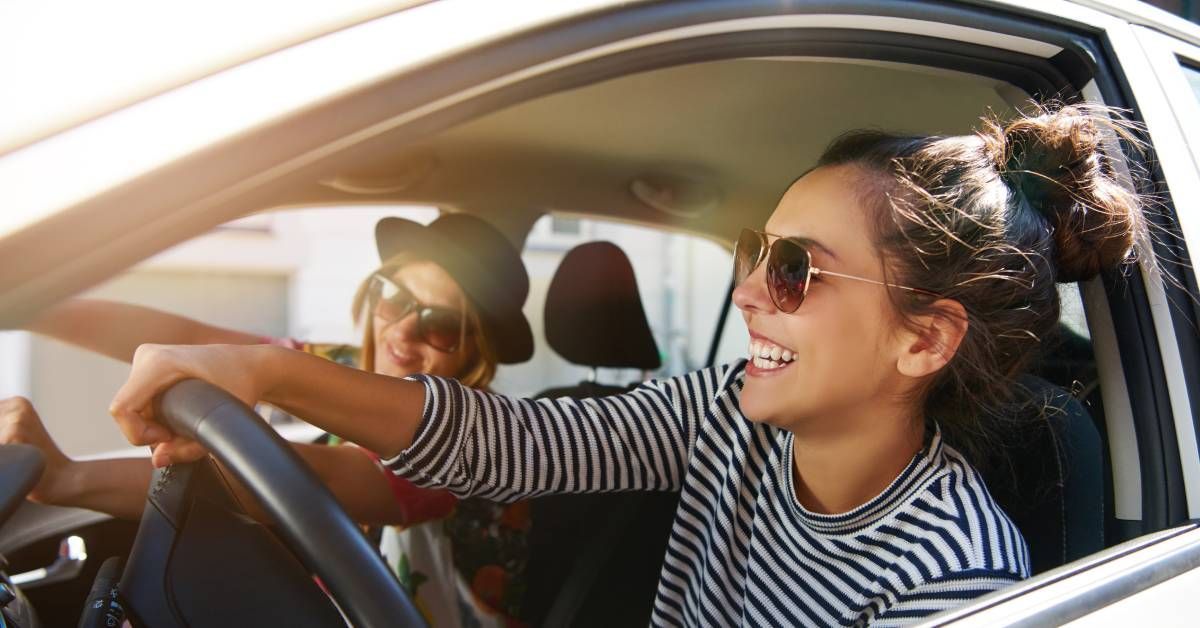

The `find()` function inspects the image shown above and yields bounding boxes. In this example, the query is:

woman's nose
[731,263,773,314]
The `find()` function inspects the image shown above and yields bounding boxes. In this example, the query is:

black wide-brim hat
[375,213,533,364]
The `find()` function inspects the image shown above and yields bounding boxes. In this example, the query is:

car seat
[976,374,1106,575]
[525,241,678,627]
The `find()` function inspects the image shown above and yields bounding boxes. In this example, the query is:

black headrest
[544,241,661,370]
[979,374,1104,574]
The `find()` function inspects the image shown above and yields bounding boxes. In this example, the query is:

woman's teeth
[749,340,795,370]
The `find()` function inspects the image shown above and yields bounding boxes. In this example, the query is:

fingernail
[143,426,167,442]
[154,453,172,468]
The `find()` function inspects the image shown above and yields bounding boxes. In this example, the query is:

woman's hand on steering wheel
[0,396,74,504]
[110,343,277,468]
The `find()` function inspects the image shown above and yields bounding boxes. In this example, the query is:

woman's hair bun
[992,104,1141,282]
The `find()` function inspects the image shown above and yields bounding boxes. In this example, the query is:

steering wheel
[115,379,424,627]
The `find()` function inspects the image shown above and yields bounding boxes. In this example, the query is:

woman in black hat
[4,213,536,626]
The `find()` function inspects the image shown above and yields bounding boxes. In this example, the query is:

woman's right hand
[109,343,278,468]
[0,396,76,505]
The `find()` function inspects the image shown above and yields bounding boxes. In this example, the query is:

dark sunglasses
[733,228,933,313]
[367,273,468,353]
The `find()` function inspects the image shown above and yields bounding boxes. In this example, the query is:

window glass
[1180,61,1200,105]
[492,215,739,396]
[1059,282,1090,341]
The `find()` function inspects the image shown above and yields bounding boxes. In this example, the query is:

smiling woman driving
[108,103,1152,626]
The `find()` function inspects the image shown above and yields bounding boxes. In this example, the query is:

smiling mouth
[385,344,419,365]
[748,338,796,371]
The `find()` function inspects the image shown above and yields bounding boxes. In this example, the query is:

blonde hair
[350,253,499,389]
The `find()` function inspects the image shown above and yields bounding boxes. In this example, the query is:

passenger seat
[524,241,678,627]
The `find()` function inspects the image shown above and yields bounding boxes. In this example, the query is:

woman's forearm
[258,348,426,459]
[55,447,413,526]
[26,299,262,362]
[110,344,426,467]
[55,458,153,521]
[215,444,408,525]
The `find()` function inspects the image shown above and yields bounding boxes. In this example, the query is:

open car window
[0,206,742,456]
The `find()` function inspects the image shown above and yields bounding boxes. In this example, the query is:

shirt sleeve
[381,366,736,502]
[868,569,1023,626]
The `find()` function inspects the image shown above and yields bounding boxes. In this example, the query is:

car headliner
[283,57,1015,243]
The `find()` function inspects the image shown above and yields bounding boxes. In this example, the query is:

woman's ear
[896,299,968,378]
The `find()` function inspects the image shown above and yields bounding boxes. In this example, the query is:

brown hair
[351,253,499,390]
[815,102,1150,462]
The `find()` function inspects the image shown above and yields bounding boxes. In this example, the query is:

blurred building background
[0,207,745,457]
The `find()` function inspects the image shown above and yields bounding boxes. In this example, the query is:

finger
[110,349,179,446]
[152,437,207,467]
[151,444,172,469]
[110,404,170,447]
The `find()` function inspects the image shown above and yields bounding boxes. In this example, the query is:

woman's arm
[2,398,451,525]
[110,344,424,467]
[38,445,435,525]
[108,343,714,500]
[47,458,154,521]
[26,299,262,362]
[1,396,446,525]
[1,396,151,520]
[384,372,705,500]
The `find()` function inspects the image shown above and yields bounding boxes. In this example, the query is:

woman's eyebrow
[763,230,839,261]
[795,236,839,262]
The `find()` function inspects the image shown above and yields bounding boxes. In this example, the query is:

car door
[921,4,1200,625]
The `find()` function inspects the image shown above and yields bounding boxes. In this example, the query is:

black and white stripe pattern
[385,362,1029,626]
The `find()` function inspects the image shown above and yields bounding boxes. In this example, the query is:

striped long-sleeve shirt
[384,361,1029,626]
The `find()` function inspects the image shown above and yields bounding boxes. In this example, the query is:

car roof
[0,0,1193,325]
[1076,0,1200,44]
[0,0,426,155]
[5,0,1199,159]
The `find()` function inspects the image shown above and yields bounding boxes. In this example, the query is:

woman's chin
[739,381,781,424]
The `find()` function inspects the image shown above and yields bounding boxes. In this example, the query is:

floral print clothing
[269,337,531,627]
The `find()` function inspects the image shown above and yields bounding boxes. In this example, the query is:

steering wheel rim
[150,378,423,628]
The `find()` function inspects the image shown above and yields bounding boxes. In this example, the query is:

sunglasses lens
[419,308,464,352]
[372,276,416,323]
[766,239,811,313]
[733,229,765,286]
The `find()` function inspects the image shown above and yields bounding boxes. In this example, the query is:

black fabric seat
[524,241,677,627]
[978,374,1105,574]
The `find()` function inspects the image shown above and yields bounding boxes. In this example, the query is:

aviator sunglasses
[367,272,469,353]
[733,228,935,313]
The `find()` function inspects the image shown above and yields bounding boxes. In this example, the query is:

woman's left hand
[109,343,277,467]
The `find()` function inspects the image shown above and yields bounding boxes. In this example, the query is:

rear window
[496,214,745,395]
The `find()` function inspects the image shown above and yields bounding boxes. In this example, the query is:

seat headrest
[977,374,1104,574]
[544,241,661,370]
